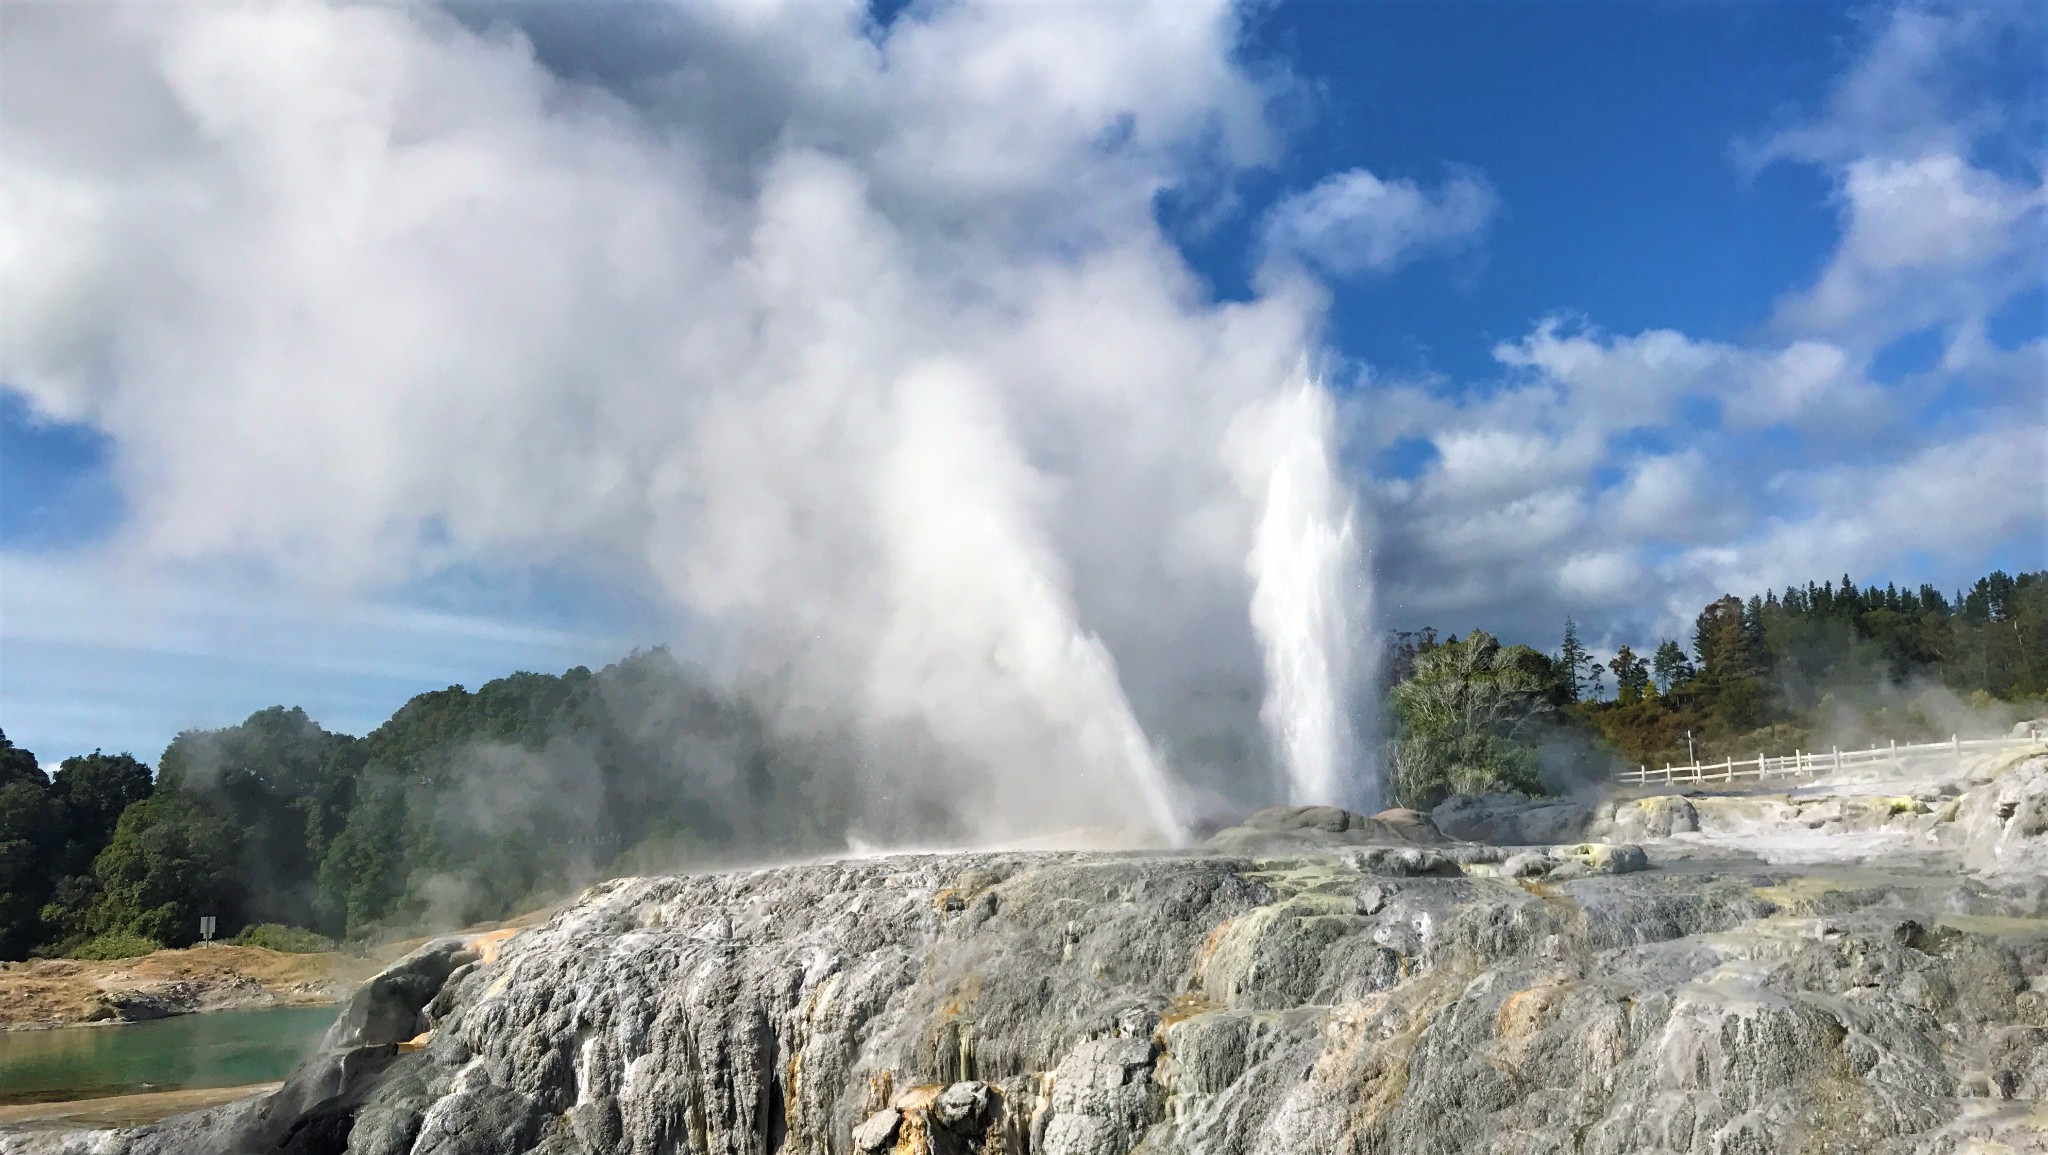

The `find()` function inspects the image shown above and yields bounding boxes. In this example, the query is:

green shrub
[69,931,162,960]
[1393,730,1544,810]
[1390,630,1555,808]
[230,923,336,953]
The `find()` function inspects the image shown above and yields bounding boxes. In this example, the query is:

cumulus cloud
[0,0,1348,839]
[1747,7,2048,347]
[1670,425,2048,601]
[1363,5,2044,654]
[1739,6,2004,170]
[1260,166,1496,276]
[1779,151,2045,341]
[1493,322,1884,432]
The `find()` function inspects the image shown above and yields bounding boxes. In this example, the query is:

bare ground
[0,948,381,1030]
[0,1084,281,1132]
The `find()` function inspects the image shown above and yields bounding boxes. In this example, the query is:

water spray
[1226,374,1373,811]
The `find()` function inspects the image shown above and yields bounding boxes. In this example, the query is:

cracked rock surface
[15,751,2048,1154]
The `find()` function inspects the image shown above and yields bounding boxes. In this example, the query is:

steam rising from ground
[1227,377,1373,811]
[0,1,1372,843]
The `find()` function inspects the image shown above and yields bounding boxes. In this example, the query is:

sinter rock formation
[14,744,2048,1154]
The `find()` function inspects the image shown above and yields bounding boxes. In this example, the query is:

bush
[1389,630,1554,808]
[231,923,336,953]
[69,931,162,960]
[1393,730,1544,810]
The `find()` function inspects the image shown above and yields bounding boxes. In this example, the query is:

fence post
[1833,746,1841,773]
[1952,733,1961,765]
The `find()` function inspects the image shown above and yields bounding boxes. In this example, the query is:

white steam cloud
[0,2,1377,839]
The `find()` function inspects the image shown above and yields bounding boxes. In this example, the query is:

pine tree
[1742,595,1769,675]
[1693,595,1740,674]
[1557,619,1588,704]
[1651,639,1692,691]
[1608,645,1651,704]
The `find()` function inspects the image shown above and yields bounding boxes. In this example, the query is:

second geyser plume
[1227,377,1373,811]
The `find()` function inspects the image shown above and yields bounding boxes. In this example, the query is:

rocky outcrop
[1205,805,1449,854]
[17,756,2048,1155]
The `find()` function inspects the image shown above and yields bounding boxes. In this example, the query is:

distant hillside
[0,649,862,958]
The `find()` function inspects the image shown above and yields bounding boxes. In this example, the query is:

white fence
[1617,730,2045,787]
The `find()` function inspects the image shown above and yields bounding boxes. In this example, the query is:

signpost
[200,915,216,946]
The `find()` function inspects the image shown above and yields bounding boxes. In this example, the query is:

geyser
[1227,377,1372,810]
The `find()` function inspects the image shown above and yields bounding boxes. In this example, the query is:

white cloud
[1672,424,2048,600]
[1557,550,1644,603]
[1746,7,2048,348]
[1260,166,1495,276]
[1779,151,2045,341]
[1602,451,1724,539]
[1494,321,1883,433]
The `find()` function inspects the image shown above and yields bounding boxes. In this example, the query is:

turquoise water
[0,1005,335,1105]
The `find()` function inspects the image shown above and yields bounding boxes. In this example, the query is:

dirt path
[0,1083,281,1132]
[0,947,380,1030]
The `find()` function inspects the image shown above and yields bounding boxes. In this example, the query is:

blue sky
[1193,1,1848,364]
[1,0,2042,769]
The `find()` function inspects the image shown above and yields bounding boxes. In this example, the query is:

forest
[2,568,2042,962]
[1386,568,2047,808]
[0,650,857,960]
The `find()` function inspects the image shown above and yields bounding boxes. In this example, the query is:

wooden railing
[1616,729,2045,786]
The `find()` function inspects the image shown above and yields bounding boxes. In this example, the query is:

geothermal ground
[13,741,2048,1155]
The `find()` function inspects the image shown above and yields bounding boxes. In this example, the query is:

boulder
[322,938,478,1051]
[1367,807,1445,843]
[933,1081,990,1132]
[1550,842,1649,875]
[852,1107,901,1152]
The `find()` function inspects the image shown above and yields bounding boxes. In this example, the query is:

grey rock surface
[16,752,2048,1154]
[1206,805,1448,854]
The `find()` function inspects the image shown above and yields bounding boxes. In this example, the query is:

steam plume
[0,0,1353,842]
[1227,376,1373,810]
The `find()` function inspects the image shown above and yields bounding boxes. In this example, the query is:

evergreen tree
[1651,639,1693,690]
[1693,595,1747,676]
[1742,595,1769,675]
[1556,619,1588,704]
[1608,645,1651,704]
[159,707,359,931]
[1581,653,1606,701]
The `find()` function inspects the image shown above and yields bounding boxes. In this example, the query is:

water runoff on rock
[1227,373,1374,812]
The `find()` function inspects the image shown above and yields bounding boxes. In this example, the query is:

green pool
[0,1005,335,1105]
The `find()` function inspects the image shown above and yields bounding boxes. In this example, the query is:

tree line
[0,649,855,961]
[6,568,2042,960]
[1382,568,2046,808]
